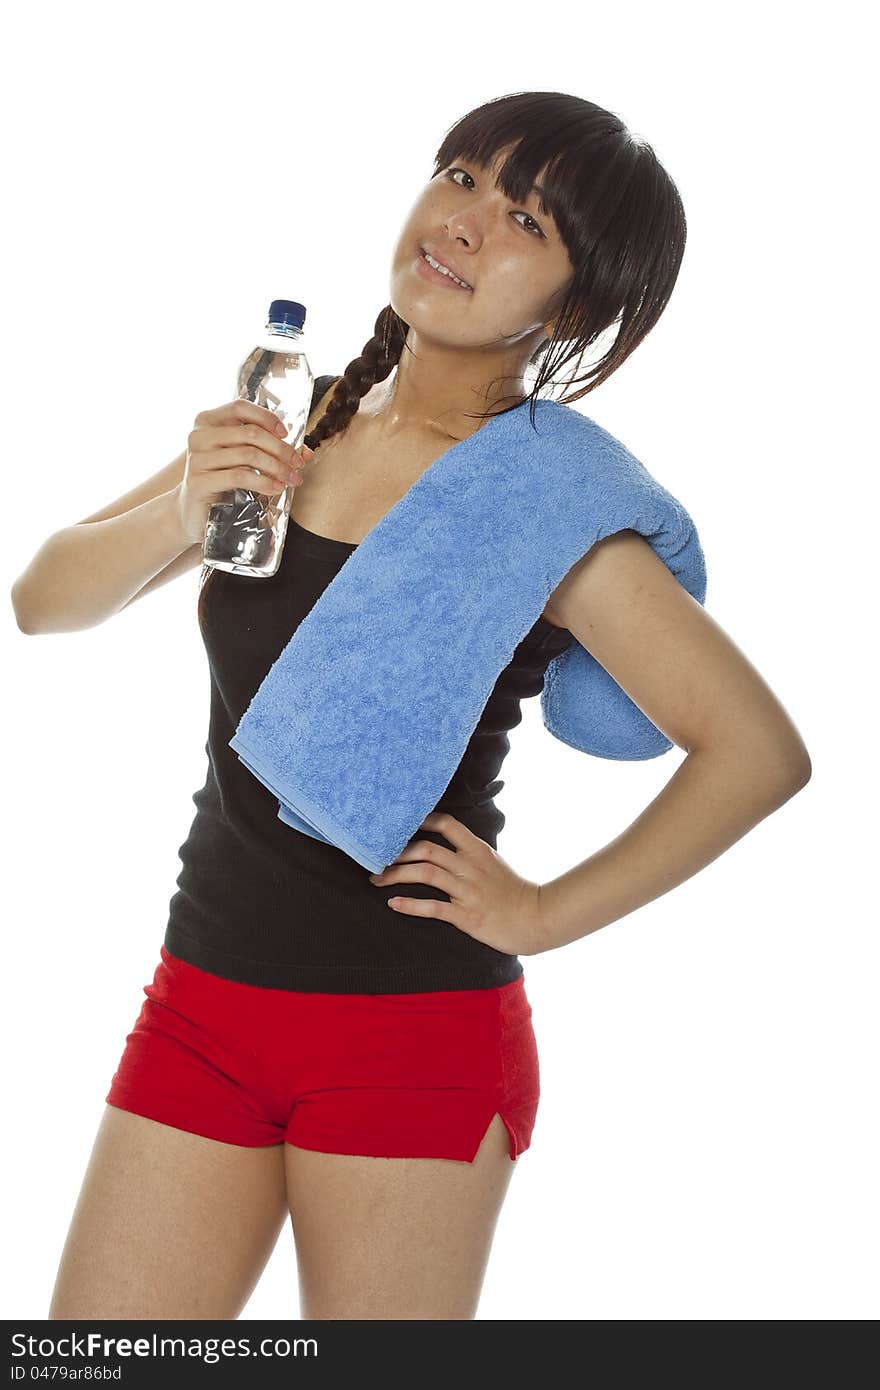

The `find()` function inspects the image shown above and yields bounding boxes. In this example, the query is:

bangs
[435,131,563,223]
[431,91,630,258]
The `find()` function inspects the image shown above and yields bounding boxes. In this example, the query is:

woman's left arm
[369,529,812,956]
[531,528,812,950]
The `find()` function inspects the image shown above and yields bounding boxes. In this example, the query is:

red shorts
[105,946,541,1162]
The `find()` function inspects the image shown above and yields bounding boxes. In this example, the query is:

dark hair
[303,89,687,450]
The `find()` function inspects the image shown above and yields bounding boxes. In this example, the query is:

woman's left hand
[368,811,549,956]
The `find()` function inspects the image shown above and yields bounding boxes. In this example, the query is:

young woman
[16,90,811,1320]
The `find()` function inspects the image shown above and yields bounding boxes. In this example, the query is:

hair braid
[197,305,409,615]
[303,305,409,452]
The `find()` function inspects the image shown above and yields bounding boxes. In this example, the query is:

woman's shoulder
[307,374,342,426]
[311,373,342,400]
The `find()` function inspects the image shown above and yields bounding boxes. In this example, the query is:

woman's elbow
[759,736,812,803]
[790,749,812,792]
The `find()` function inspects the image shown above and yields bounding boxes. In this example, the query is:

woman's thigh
[49,1104,289,1320]
[284,1110,517,1320]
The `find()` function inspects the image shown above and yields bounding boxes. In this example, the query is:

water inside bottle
[203,314,313,579]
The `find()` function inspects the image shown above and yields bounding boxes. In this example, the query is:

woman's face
[388,146,575,353]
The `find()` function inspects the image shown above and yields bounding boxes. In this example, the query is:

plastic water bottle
[202,299,314,578]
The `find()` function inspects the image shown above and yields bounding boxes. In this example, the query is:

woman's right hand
[176,399,316,545]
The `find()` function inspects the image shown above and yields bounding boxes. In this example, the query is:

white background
[2,0,876,1322]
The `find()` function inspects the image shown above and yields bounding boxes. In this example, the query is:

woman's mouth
[414,247,474,292]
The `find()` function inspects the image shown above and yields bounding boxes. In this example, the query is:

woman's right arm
[10,454,199,635]
[10,400,314,636]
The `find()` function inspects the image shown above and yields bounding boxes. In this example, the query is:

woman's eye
[446,167,475,190]
[515,212,544,236]
[444,167,546,238]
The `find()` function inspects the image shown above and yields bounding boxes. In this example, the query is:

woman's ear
[542,308,564,340]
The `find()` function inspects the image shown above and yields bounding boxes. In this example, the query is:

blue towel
[229,397,707,873]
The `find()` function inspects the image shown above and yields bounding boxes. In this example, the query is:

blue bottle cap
[268,299,306,329]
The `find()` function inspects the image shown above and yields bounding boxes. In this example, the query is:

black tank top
[163,375,574,993]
